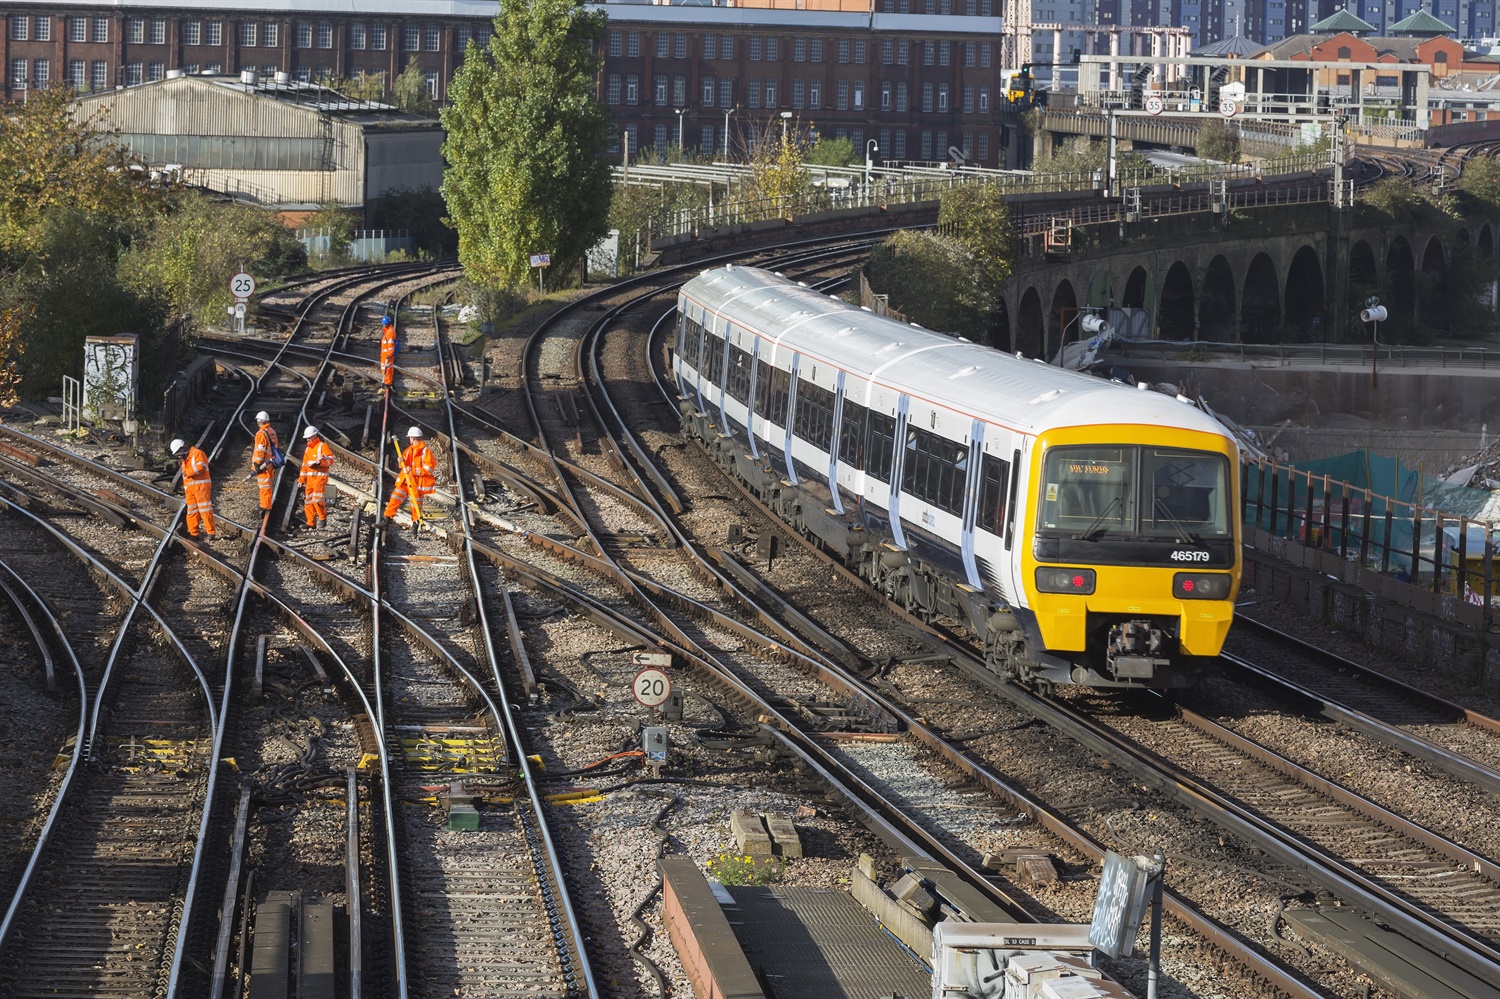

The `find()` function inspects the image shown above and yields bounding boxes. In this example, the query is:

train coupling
[1106,620,1167,679]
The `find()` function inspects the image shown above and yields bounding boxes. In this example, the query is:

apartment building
[0,0,1022,166]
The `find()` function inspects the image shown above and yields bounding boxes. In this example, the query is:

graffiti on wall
[82,334,139,423]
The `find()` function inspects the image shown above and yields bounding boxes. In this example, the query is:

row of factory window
[613,123,989,162]
[7,14,487,53]
[606,75,992,115]
[607,32,994,70]
[7,57,440,98]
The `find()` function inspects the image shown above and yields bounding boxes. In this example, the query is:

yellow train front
[1010,424,1241,691]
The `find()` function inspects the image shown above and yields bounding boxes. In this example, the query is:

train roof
[681,265,1233,441]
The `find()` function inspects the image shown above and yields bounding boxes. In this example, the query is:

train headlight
[1173,573,1232,600]
[1035,567,1096,594]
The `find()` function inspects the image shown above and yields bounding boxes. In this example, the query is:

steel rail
[0,556,87,949]
[197,263,456,998]
[432,294,600,995]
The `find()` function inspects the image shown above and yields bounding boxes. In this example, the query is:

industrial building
[71,71,444,213]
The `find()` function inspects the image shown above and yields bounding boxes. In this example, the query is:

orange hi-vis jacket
[401,439,437,498]
[252,425,279,510]
[180,445,215,535]
[380,325,397,385]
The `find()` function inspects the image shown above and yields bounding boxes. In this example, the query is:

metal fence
[1243,456,1496,624]
[297,227,412,262]
[1111,339,1500,370]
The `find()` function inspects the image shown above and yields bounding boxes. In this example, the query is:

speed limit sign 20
[632,667,672,708]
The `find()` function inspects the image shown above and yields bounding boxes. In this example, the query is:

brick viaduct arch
[994,218,1496,356]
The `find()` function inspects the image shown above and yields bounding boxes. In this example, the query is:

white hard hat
[407,426,422,438]
[303,425,319,440]
[169,439,186,456]
[255,410,271,424]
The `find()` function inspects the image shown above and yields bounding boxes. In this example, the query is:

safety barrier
[1242,456,1495,628]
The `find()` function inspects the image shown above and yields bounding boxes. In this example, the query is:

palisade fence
[1242,457,1497,627]
[1113,339,1500,369]
[636,151,1330,255]
[297,227,412,262]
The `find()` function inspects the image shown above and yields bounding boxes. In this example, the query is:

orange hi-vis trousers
[253,426,279,511]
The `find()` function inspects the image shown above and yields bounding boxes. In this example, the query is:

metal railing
[1110,339,1500,370]
[1243,456,1496,624]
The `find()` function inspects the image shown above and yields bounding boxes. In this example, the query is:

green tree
[806,135,856,166]
[937,182,1018,286]
[739,122,811,213]
[1458,155,1500,215]
[118,191,306,324]
[1195,118,1241,163]
[0,86,162,257]
[441,0,612,289]
[865,230,993,340]
[391,57,437,116]
[327,71,388,104]
[0,305,25,409]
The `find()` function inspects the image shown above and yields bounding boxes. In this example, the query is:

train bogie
[674,266,1240,691]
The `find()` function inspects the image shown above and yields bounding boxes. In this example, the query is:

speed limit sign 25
[230,271,257,300]
[632,667,672,708]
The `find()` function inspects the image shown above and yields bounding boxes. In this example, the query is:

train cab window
[838,399,867,466]
[1039,446,1134,536]
[903,426,966,516]
[793,378,836,450]
[1140,448,1231,537]
[726,344,752,404]
[865,410,897,483]
[977,452,1010,534]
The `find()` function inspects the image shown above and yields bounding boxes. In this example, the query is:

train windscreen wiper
[1074,494,1123,541]
[1153,496,1206,546]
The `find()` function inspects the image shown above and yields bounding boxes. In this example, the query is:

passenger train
[672,266,1241,690]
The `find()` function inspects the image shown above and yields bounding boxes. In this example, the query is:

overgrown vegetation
[392,57,437,116]
[1195,119,1241,163]
[805,135,856,167]
[0,87,308,403]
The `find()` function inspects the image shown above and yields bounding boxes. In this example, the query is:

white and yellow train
[673,265,1240,690]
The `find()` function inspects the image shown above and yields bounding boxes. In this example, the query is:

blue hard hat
[382,315,393,325]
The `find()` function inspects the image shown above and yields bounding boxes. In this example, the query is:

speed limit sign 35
[1144,93,1164,116]
[632,667,672,708]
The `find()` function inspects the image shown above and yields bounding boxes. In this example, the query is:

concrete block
[764,812,803,858]
[730,809,773,855]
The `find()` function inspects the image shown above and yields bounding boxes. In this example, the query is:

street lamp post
[1056,309,1111,365]
[865,139,879,189]
[780,110,793,143]
[723,105,738,158]
[675,107,688,153]
[1361,296,1388,391]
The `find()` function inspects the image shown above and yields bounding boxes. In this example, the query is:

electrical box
[642,727,668,763]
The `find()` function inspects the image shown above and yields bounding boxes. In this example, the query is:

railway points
[5,231,1500,999]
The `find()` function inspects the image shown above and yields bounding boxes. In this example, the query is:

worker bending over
[251,411,280,512]
[298,425,336,529]
[171,438,216,539]
[383,426,436,527]
[380,314,397,389]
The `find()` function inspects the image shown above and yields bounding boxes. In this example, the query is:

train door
[959,419,985,589]
[828,371,847,514]
[887,395,910,551]
[784,354,800,484]
[746,336,762,460]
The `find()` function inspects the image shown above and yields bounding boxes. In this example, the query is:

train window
[838,399,866,467]
[726,345,752,404]
[767,365,791,427]
[903,426,965,516]
[793,378,836,450]
[865,411,897,483]
[703,331,726,390]
[1140,448,1231,537]
[1039,446,1133,536]
[978,452,1010,534]
[752,354,772,419]
[679,315,703,368]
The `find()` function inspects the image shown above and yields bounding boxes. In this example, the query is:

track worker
[383,426,437,528]
[297,425,336,529]
[170,438,216,539]
[250,411,281,512]
[379,314,397,389]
